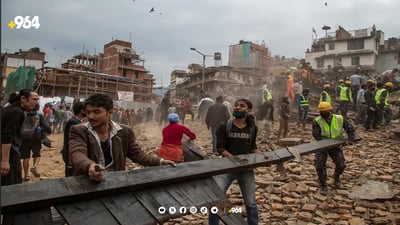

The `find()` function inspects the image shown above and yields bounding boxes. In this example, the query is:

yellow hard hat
[345,80,351,85]
[385,82,393,88]
[318,102,333,112]
[323,84,331,89]
[367,79,374,84]
[338,79,344,83]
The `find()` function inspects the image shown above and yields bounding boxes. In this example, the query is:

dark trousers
[1,160,22,186]
[338,101,350,120]
[373,106,384,128]
[314,148,346,185]
[364,107,376,130]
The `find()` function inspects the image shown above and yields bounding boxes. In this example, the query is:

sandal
[30,167,40,177]
[23,176,30,181]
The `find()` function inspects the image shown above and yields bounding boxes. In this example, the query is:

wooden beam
[1,138,345,213]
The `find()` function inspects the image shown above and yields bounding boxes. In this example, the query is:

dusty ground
[26,113,400,224]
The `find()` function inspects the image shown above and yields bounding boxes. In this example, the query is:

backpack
[21,112,40,139]
[225,118,256,147]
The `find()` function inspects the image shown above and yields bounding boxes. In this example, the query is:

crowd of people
[1,72,399,224]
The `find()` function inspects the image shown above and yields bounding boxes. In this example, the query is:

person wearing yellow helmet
[336,80,352,120]
[320,84,331,104]
[296,88,310,129]
[374,82,394,127]
[313,102,356,196]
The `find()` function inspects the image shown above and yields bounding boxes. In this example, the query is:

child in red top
[157,113,196,162]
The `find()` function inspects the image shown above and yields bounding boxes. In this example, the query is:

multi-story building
[1,48,47,88]
[376,37,400,73]
[169,69,189,99]
[305,25,384,77]
[36,39,155,102]
[174,40,274,105]
[229,40,274,82]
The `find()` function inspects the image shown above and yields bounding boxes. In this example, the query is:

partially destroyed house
[35,39,155,102]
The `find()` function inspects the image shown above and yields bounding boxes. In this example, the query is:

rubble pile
[37,99,400,224]
[132,115,400,224]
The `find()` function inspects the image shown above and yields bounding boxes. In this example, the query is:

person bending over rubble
[312,102,355,196]
[209,98,260,225]
[69,93,176,182]
[157,113,196,163]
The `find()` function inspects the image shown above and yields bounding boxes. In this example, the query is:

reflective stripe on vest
[262,88,272,103]
[320,91,331,104]
[339,86,351,101]
[314,114,344,139]
[299,94,309,106]
[374,88,388,106]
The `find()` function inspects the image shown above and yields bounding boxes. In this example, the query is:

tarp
[5,66,35,99]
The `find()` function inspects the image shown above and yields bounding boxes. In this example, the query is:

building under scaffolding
[35,67,154,101]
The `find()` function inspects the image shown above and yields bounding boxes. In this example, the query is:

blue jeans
[209,170,259,225]
[211,127,218,152]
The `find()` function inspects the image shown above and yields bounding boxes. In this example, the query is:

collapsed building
[2,40,156,104]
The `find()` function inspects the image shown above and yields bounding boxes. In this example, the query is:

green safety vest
[339,86,351,101]
[320,91,331,104]
[299,94,309,106]
[375,88,388,106]
[314,114,344,139]
[262,88,273,103]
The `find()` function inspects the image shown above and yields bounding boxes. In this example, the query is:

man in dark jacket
[205,96,230,153]
[69,94,176,182]
[159,92,172,126]
[62,102,86,177]
[1,89,39,185]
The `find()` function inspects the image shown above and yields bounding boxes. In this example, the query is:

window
[348,39,364,50]
[328,43,335,50]
[351,56,360,65]
[317,59,324,68]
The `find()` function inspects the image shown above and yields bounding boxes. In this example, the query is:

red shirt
[162,123,196,145]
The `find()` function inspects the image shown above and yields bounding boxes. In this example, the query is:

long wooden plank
[56,199,119,225]
[1,138,346,212]
[2,208,53,225]
[135,178,230,224]
[101,193,157,225]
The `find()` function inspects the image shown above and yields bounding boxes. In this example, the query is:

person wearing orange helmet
[312,102,356,196]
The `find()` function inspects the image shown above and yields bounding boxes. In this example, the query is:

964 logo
[8,16,40,30]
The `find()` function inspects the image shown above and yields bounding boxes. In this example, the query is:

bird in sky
[324,2,327,6]
[150,7,155,13]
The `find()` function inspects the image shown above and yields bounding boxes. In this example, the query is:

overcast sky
[2,0,399,86]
